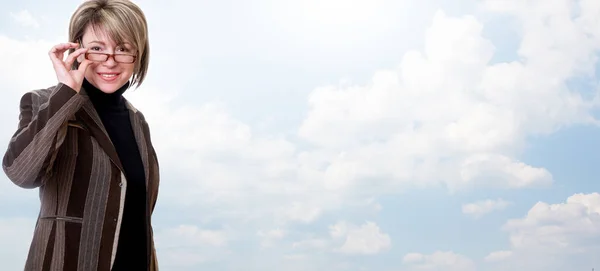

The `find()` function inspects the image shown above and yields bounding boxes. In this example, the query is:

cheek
[84,65,94,77]
[123,65,135,76]
[85,63,98,72]
[84,65,100,82]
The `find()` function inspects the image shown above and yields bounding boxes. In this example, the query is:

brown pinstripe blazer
[2,83,160,271]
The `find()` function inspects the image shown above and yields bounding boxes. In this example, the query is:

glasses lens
[86,53,107,62]
[115,55,135,63]
[84,53,134,63]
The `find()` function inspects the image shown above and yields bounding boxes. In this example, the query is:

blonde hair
[68,0,149,88]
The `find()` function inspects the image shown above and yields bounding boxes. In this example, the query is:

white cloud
[484,193,600,270]
[292,238,329,250]
[257,228,286,248]
[462,198,512,218]
[504,193,600,252]
[157,225,230,248]
[283,254,307,260]
[125,86,301,203]
[157,249,210,268]
[9,10,40,28]
[0,35,59,93]
[295,8,598,193]
[485,250,513,262]
[154,225,232,269]
[402,251,476,271]
[330,221,391,255]
[0,217,35,271]
[278,201,322,224]
[459,154,552,189]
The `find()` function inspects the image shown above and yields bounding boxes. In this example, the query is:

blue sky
[1,0,600,270]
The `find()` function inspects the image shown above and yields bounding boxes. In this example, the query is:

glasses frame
[79,42,137,64]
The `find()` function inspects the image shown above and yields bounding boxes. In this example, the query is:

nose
[102,55,118,67]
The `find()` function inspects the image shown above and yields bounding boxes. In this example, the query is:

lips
[98,72,120,82]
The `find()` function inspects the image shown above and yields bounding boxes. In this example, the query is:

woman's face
[80,25,136,94]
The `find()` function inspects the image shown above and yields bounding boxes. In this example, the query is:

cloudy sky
[2,0,600,270]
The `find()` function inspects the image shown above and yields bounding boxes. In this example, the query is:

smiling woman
[2,0,160,271]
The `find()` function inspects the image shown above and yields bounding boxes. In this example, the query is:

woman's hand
[48,42,92,92]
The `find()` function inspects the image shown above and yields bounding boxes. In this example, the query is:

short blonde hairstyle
[68,0,149,88]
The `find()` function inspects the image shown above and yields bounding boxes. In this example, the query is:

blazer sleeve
[2,83,86,189]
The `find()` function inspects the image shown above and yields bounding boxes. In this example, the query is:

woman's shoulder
[28,84,57,96]
[17,84,56,104]
[123,99,151,124]
[19,83,79,109]
[24,83,72,98]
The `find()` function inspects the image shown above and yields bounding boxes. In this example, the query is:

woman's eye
[90,46,102,51]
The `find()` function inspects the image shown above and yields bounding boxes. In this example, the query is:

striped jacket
[2,83,160,271]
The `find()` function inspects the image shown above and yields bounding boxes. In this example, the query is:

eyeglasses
[84,52,137,64]
[79,42,137,64]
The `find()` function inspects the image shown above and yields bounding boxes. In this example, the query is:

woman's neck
[83,78,130,111]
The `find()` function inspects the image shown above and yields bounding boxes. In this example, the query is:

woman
[2,0,160,270]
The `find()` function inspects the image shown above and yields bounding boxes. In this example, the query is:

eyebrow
[87,40,106,45]
[86,40,133,47]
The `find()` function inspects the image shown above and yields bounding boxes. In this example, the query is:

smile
[98,73,120,81]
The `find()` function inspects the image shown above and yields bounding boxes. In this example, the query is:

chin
[97,84,122,94]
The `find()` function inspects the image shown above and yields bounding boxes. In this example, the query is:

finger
[48,43,80,60]
[71,59,92,88]
[77,59,93,74]
[50,60,69,80]
[64,48,88,70]
[49,43,81,73]
[50,55,68,75]
[48,43,79,54]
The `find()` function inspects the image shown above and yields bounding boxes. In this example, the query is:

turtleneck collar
[83,78,131,112]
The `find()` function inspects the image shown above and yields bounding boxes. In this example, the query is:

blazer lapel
[78,100,125,173]
[76,87,125,173]
[76,87,151,186]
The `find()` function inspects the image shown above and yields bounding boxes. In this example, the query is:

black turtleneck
[83,79,148,270]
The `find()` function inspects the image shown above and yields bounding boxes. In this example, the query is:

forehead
[81,24,131,46]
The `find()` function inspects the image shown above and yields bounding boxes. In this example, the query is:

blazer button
[118,182,123,187]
